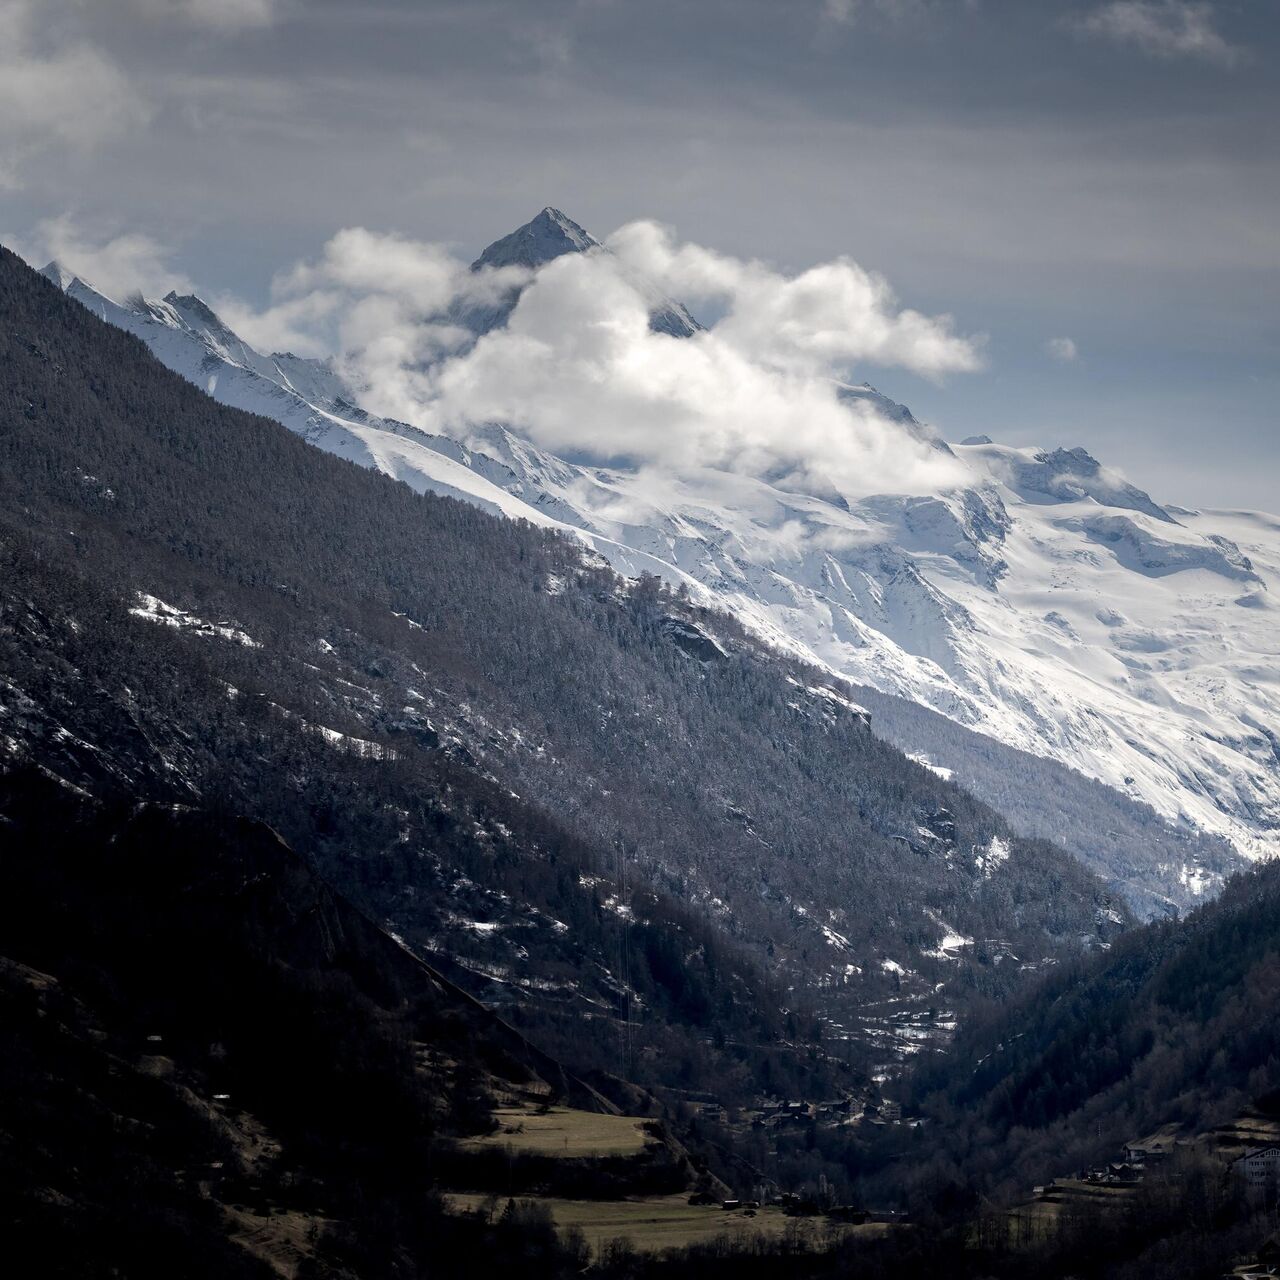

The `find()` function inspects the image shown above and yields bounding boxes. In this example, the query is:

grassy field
[1006,1179,1138,1242]
[444,1192,888,1254]
[1205,1110,1280,1161]
[460,1106,654,1157]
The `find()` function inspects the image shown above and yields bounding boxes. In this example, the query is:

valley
[1,203,1278,1280]
[4,0,1278,1274]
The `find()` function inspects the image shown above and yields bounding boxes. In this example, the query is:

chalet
[1234,1146,1280,1190]
[880,1101,902,1122]
[1125,1140,1169,1165]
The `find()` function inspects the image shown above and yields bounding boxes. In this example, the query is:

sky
[2,0,1277,509]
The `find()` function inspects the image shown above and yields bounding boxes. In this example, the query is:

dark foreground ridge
[0,768,608,1277]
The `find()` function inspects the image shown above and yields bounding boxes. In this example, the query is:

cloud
[128,0,280,29]
[0,1,149,186]
[17,215,193,301]
[824,0,860,20]
[210,291,340,358]
[260,226,528,360]
[608,220,984,379]
[254,221,976,502]
[822,0,970,26]
[430,250,970,498]
[274,227,467,312]
[1045,336,1079,362]
[1076,2,1241,65]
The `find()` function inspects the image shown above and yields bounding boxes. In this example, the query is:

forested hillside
[0,243,1125,1095]
[878,854,1280,1205]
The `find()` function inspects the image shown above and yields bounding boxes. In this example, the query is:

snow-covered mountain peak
[462,206,702,339]
[161,290,226,331]
[958,438,1177,524]
[470,206,600,271]
[835,380,953,456]
[39,260,79,292]
[154,290,265,362]
[838,381,921,427]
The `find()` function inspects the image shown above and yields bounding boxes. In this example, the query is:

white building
[1234,1145,1280,1191]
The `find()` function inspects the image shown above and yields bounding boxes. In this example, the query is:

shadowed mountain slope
[0,242,1123,1093]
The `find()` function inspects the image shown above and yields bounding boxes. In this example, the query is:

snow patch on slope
[130,593,259,648]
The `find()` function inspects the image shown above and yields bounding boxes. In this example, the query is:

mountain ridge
[30,210,1276,906]
[0,241,1125,1086]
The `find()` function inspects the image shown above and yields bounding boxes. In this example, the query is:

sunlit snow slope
[39,225,1280,892]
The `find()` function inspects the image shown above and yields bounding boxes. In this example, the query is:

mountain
[8,218,1278,1279]
[33,211,1270,914]
[471,205,601,270]
[0,242,1127,1097]
[462,206,702,338]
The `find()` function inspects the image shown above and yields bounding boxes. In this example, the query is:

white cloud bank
[609,220,981,380]
[427,254,970,497]
[1076,2,1241,65]
[262,222,981,500]
[1045,335,1079,362]
[16,214,194,302]
[28,216,983,502]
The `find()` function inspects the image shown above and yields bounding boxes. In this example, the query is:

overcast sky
[3,0,1276,508]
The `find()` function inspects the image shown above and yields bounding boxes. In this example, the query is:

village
[1010,1106,1280,1275]
[696,1094,886,1132]
[688,1090,918,1178]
